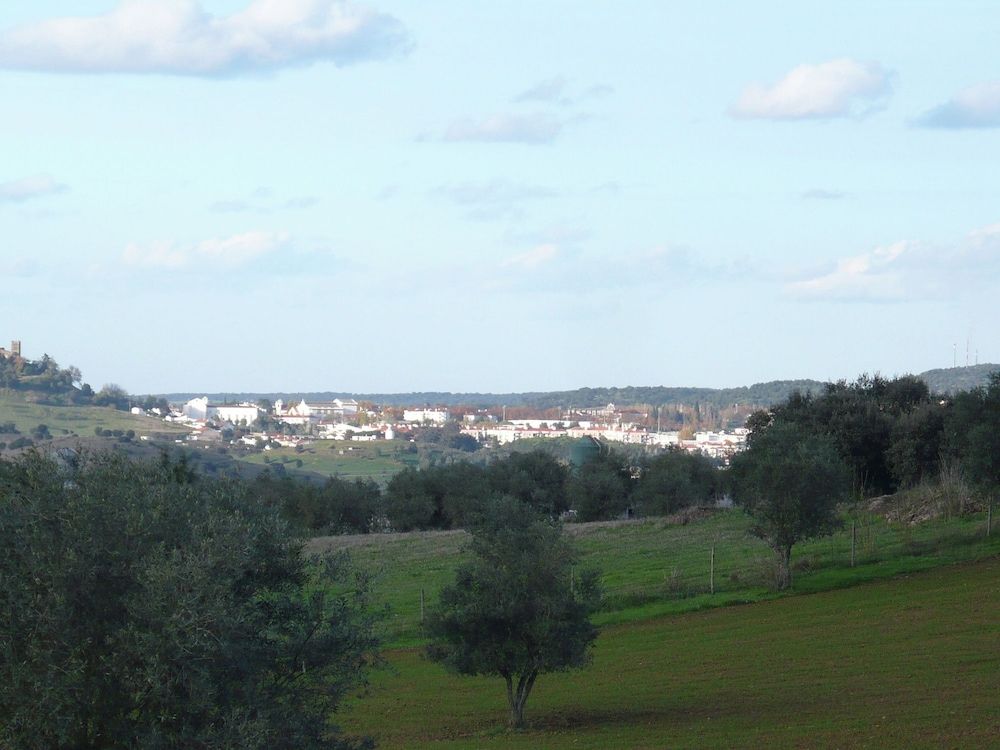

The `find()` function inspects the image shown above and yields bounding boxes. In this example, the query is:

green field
[240,442,411,481]
[312,508,1000,645]
[239,441,478,483]
[0,391,187,440]
[341,556,1000,748]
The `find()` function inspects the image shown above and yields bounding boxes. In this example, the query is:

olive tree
[0,451,379,749]
[729,423,850,590]
[426,497,600,728]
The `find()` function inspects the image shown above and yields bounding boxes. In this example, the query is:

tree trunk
[774,544,792,590]
[505,670,538,729]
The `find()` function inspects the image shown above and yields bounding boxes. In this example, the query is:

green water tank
[570,436,601,468]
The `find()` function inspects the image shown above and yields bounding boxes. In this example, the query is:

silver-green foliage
[426,496,600,728]
[0,451,379,749]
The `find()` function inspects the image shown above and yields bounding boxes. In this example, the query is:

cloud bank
[916,81,1000,128]
[0,0,409,76]
[731,59,892,120]
[0,174,67,203]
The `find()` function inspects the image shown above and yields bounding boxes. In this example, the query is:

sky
[1,1,998,395]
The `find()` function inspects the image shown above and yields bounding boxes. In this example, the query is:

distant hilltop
[916,363,1000,395]
[159,364,999,410]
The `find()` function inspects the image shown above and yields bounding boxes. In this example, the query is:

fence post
[851,521,857,568]
[710,545,715,595]
[988,500,993,537]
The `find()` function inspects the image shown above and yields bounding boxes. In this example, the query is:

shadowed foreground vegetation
[341,556,1000,749]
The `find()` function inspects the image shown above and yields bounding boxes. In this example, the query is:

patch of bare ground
[867,469,983,525]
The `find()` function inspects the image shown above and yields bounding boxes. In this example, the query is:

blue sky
[1,1,998,394]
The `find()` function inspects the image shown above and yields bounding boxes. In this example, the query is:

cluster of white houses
[161,397,747,460]
[459,424,748,460]
[179,397,361,426]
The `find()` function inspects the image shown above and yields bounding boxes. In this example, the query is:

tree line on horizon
[160,363,998,413]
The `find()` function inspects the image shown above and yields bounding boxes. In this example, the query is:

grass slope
[0,391,186,440]
[312,509,1000,645]
[342,556,1000,749]
[240,442,416,482]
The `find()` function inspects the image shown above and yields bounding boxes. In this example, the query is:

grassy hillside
[312,507,999,646]
[342,558,1000,750]
[0,390,186,441]
[341,556,1000,748]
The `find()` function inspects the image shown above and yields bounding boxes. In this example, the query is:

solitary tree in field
[426,497,600,729]
[729,422,851,590]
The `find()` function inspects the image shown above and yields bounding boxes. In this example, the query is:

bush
[633,449,719,516]
[570,448,634,521]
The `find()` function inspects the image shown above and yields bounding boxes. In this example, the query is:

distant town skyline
[1,1,998,394]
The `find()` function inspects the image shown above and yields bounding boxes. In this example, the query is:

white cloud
[210,199,255,213]
[283,195,319,209]
[501,243,559,270]
[731,59,892,120]
[123,230,289,269]
[916,81,1000,128]
[801,188,848,200]
[442,113,564,144]
[432,180,556,221]
[968,222,1000,242]
[0,0,408,76]
[786,225,1000,301]
[0,257,41,277]
[0,174,67,203]
[209,192,319,213]
[786,242,909,300]
[512,76,614,106]
[513,76,568,103]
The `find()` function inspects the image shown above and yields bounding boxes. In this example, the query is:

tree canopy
[633,447,719,516]
[943,372,1000,493]
[729,423,851,589]
[746,374,937,496]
